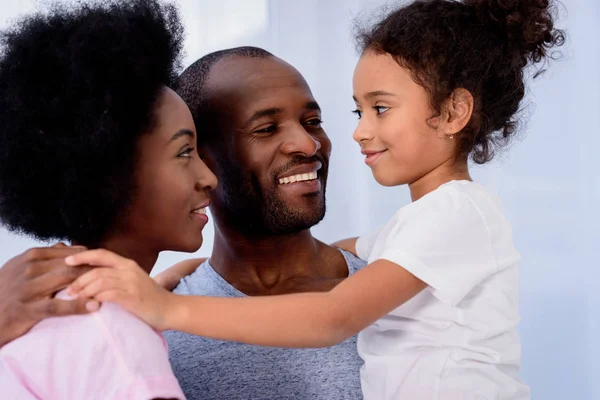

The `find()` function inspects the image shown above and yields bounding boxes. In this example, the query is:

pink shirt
[0,292,185,400]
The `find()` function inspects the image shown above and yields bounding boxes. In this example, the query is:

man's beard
[216,155,327,237]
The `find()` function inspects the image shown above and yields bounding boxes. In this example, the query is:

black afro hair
[0,0,184,246]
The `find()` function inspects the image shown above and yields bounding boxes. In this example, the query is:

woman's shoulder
[2,291,167,362]
[1,296,178,399]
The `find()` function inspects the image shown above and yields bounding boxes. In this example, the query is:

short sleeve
[377,188,497,306]
[0,300,185,400]
[356,225,383,261]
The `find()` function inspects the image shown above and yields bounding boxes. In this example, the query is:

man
[0,47,365,399]
[165,46,365,399]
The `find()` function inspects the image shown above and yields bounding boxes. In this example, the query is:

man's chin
[262,199,326,233]
[286,203,326,227]
[281,194,325,214]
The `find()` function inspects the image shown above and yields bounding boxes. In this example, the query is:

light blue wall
[1,1,596,397]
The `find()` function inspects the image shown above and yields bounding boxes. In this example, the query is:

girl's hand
[65,249,174,331]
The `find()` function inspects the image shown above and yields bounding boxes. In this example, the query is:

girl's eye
[352,109,362,119]
[374,106,389,115]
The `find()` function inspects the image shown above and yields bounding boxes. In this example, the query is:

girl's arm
[168,258,424,347]
[153,257,206,291]
[66,250,425,348]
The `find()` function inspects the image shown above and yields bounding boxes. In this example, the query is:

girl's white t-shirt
[356,180,530,400]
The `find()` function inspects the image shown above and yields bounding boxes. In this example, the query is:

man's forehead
[208,57,308,94]
[207,56,316,114]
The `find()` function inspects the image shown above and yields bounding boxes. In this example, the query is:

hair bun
[465,0,565,64]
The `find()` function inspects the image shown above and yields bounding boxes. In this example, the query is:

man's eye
[254,125,277,134]
[305,118,323,127]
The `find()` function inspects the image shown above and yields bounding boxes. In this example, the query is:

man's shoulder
[174,251,367,296]
[339,249,367,274]
[173,260,238,297]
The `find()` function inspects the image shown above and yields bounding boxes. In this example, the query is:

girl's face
[117,87,218,254]
[352,51,457,188]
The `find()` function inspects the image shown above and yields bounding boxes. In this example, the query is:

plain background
[0,0,597,398]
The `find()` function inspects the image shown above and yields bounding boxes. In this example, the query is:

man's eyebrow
[241,102,321,129]
[241,108,282,129]
[306,101,321,111]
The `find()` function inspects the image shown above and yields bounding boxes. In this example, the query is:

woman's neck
[72,236,158,275]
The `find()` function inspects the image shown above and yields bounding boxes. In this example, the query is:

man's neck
[209,223,349,295]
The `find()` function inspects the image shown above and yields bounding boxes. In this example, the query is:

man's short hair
[175,46,274,145]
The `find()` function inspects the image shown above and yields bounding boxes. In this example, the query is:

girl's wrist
[161,291,185,331]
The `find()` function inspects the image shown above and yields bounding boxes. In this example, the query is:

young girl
[67,0,564,398]
[0,0,218,398]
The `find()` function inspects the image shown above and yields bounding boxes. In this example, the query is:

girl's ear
[439,88,474,138]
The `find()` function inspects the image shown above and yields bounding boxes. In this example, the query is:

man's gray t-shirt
[164,250,366,400]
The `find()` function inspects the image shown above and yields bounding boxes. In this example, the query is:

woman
[0,0,217,398]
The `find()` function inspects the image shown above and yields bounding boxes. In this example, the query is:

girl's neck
[408,158,471,202]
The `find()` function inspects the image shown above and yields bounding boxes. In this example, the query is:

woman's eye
[351,109,362,119]
[179,147,195,158]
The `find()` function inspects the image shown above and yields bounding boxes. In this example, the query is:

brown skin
[2,57,351,347]
[0,87,217,347]
[154,257,207,291]
[65,51,476,349]
[153,54,472,290]
[101,87,217,273]
[352,51,472,199]
[0,245,90,347]
[200,56,349,296]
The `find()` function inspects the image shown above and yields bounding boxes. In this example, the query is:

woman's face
[118,87,218,254]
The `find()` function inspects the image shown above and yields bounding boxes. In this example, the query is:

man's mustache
[273,155,327,179]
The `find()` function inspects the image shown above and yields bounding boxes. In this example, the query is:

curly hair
[0,0,184,245]
[357,0,565,164]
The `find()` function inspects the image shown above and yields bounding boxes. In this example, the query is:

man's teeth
[192,208,207,215]
[278,171,318,184]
